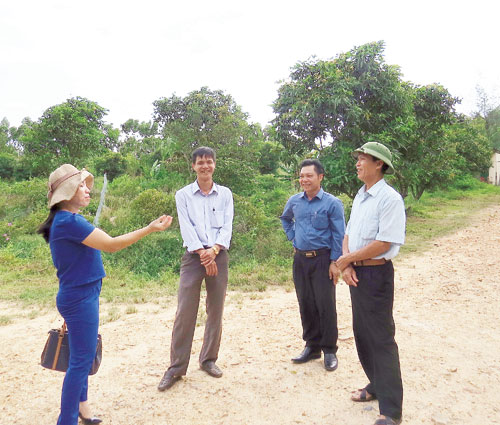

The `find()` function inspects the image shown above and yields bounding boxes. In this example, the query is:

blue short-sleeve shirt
[49,211,106,288]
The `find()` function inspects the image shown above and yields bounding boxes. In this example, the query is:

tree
[475,85,498,119]
[485,107,500,150]
[392,83,460,199]
[473,86,500,150]
[119,119,161,156]
[0,153,16,180]
[152,87,263,193]
[272,42,473,200]
[272,41,410,198]
[0,118,19,155]
[0,118,9,153]
[93,151,128,182]
[256,140,283,174]
[0,118,24,179]
[19,97,119,175]
[447,115,491,176]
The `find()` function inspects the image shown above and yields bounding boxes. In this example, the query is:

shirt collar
[360,178,386,198]
[192,180,218,195]
[299,187,324,200]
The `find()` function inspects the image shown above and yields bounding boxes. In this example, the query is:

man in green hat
[335,142,405,425]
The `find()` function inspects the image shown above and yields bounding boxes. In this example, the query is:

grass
[102,306,121,324]
[401,182,500,255]
[0,315,12,326]
[1,180,499,308]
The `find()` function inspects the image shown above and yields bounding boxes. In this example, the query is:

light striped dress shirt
[175,180,234,252]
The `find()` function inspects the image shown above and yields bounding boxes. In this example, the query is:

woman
[38,164,173,425]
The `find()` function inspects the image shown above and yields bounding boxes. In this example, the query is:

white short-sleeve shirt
[346,179,406,260]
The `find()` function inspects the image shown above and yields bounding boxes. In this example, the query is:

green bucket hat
[352,142,395,174]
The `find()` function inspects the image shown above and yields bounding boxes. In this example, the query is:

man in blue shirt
[335,142,405,425]
[280,159,345,371]
[158,147,234,391]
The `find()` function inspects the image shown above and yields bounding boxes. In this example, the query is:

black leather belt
[353,259,388,266]
[295,248,330,258]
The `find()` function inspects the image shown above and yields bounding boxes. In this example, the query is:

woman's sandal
[351,387,376,402]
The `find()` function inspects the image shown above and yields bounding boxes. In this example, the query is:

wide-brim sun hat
[47,164,94,208]
[352,141,395,174]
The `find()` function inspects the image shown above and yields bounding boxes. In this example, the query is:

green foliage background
[1,41,499,307]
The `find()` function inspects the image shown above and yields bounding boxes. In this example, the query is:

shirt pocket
[361,218,379,240]
[312,212,329,230]
[210,210,224,228]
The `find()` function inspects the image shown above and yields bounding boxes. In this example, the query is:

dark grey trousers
[293,251,338,353]
[350,261,403,421]
[168,250,228,376]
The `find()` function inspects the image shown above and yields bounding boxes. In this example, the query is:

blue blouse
[49,211,106,288]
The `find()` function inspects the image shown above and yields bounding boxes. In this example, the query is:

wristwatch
[211,245,220,255]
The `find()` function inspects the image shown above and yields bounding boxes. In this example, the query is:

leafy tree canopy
[272,41,485,200]
[272,41,410,197]
[19,97,118,176]
[119,119,161,157]
[152,87,264,193]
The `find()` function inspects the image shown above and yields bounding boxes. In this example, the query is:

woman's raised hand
[149,215,173,232]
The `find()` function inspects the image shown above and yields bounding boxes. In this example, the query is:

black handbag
[40,321,102,375]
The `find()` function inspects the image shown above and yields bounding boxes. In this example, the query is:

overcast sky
[1,0,498,130]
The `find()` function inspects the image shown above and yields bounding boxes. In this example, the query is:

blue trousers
[56,280,101,425]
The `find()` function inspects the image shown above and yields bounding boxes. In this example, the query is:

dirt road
[1,204,499,424]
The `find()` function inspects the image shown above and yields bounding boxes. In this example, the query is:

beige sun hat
[47,164,94,208]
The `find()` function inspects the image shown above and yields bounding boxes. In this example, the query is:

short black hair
[369,155,389,174]
[192,146,216,164]
[299,159,325,176]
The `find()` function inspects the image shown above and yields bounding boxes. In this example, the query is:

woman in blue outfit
[38,164,173,425]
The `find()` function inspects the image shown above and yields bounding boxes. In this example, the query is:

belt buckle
[305,251,316,258]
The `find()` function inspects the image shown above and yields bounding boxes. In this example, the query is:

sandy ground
[1,204,500,425]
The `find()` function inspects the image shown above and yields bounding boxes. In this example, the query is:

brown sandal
[351,387,376,402]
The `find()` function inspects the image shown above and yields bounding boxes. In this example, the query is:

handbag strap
[51,321,67,370]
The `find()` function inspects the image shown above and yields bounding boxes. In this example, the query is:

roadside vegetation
[1,173,499,313]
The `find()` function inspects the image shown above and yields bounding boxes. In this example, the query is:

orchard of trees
[1,40,499,281]
[1,41,498,201]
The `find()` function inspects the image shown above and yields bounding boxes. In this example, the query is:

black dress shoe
[78,412,102,424]
[291,347,321,364]
[324,352,338,371]
[158,371,181,391]
[201,361,223,378]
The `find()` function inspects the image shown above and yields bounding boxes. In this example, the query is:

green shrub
[0,153,16,179]
[15,209,48,235]
[449,174,482,191]
[337,193,353,222]
[7,178,48,209]
[143,171,188,193]
[93,152,127,182]
[103,232,185,276]
[129,189,177,227]
[108,174,144,198]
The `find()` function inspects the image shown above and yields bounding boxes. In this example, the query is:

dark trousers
[56,281,101,425]
[349,261,403,420]
[168,250,229,376]
[292,252,338,353]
